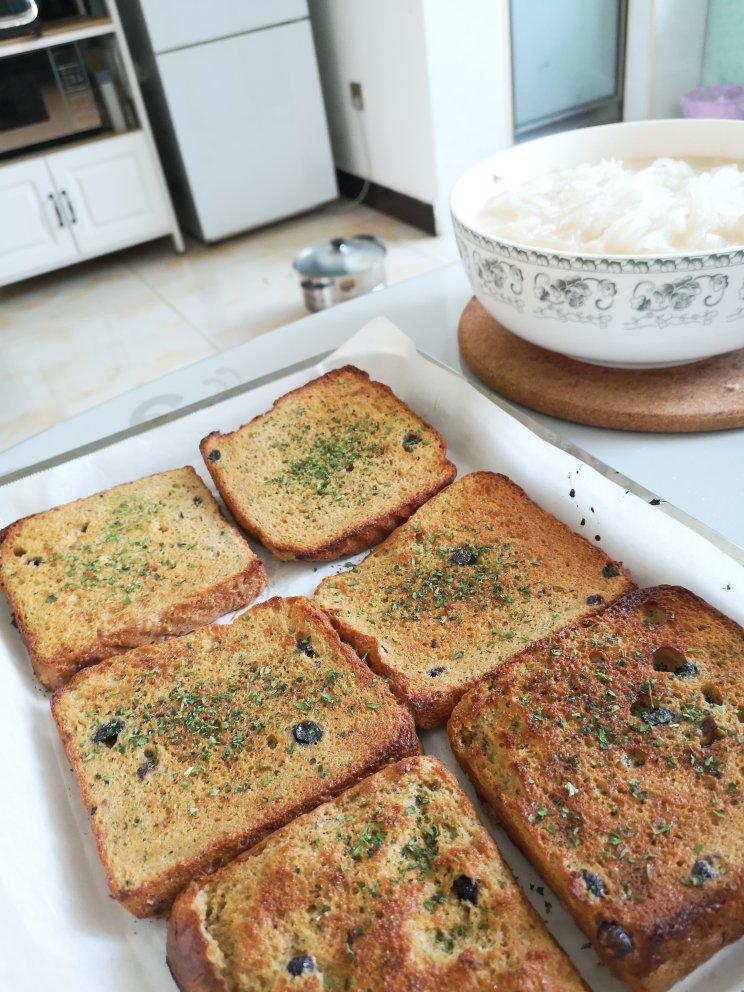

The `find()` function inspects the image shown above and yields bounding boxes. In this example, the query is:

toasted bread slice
[199,365,456,561]
[1,467,266,689]
[314,472,635,727]
[167,755,588,992]
[448,586,744,992]
[52,596,418,917]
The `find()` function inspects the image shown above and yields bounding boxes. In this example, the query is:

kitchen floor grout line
[123,256,220,354]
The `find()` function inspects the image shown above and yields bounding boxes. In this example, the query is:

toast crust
[200,366,456,561]
[52,596,419,917]
[168,888,228,992]
[315,471,635,727]
[167,756,589,992]
[448,585,744,992]
[1,466,267,689]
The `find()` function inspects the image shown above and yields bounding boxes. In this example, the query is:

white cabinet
[0,158,78,285]
[139,0,308,52]
[46,132,172,255]
[0,132,175,287]
[156,19,336,241]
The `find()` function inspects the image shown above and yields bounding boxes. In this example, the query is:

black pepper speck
[92,718,125,747]
[293,721,324,746]
[287,955,315,977]
[137,755,157,780]
[692,858,717,881]
[598,921,634,958]
[641,707,675,727]
[452,874,479,905]
[581,869,606,898]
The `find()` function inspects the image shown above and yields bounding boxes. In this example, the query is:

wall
[702,0,744,84]
[308,0,438,207]
[308,0,512,232]
[422,0,512,231]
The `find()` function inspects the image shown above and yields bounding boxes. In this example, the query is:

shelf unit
[0,0,183,288]
[0,15,114,58]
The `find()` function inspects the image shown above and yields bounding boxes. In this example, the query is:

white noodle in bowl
[478,157,744,256]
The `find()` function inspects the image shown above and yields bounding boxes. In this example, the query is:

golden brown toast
[52,596,418,916]
[448,585,744,992]
[1,466,265,689]
[199,365,456,561]
[167,755,588,992]
[315,472,635,727]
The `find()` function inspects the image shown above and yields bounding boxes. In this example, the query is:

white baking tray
[1,319,742,992]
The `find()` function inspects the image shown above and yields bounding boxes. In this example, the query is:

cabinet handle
[61,189,77,225]
[48,193,64,228]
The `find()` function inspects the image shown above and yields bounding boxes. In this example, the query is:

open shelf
[0,126,143,166]
[0,16,114,59]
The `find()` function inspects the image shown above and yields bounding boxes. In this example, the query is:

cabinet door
[156,19,336,241]
[46,132,171,256]
[0,158,77,285]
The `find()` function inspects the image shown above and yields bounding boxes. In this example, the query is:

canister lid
[293,234,386,277]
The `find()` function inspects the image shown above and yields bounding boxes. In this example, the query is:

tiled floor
[0,200,458,454]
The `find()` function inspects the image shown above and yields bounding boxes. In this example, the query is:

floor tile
[126,202,439,351]
[0,258,214,452]
[1,201,450,452]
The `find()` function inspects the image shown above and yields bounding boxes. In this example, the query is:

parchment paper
[1,319,742,992]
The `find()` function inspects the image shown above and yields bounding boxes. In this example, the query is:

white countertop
[4,263,743,547]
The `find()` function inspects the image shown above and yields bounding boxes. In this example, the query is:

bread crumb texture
[168,755,587,992]
[200,366,455,560]
[52,597,417,916]
[449,586,744,992]
[315,472,634,727]
[1,466,265,688]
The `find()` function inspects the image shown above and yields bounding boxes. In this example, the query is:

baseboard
[336,169,436,235]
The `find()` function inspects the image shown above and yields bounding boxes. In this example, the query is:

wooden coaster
[459,298,744,433]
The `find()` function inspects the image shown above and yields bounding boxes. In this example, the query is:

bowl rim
[450,119,744,264]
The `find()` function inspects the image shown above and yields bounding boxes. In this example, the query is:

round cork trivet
[458,298,744,433]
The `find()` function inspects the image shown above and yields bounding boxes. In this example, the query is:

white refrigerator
[121,0,337,242]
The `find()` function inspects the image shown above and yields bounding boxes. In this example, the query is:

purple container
[681,84,744,119]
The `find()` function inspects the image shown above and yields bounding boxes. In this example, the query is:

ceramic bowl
[450,119,744,368]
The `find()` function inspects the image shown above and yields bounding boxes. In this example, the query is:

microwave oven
[0,43,102,155]
[0,1,85,41]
